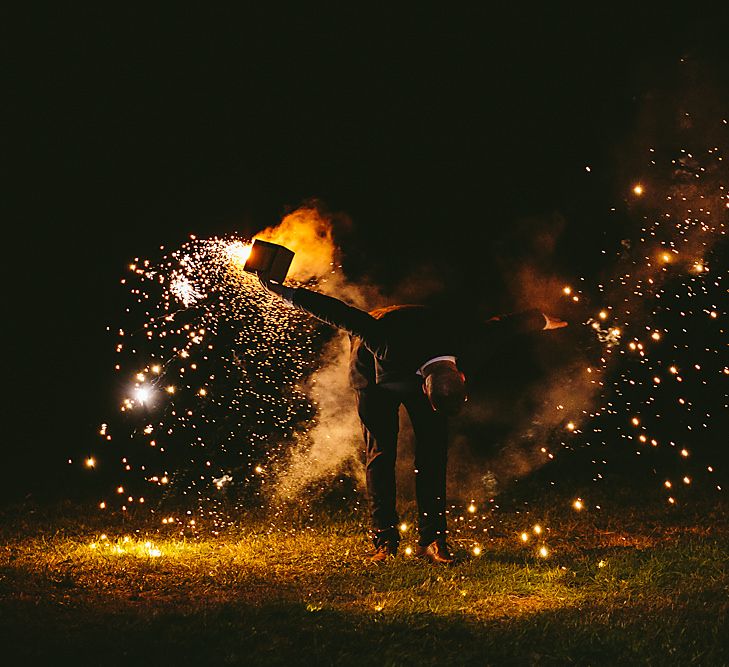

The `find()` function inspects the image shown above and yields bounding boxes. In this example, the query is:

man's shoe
[369,542,397,563]
[415,538,454,565]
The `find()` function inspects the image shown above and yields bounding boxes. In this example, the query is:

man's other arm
[487,308,554,334]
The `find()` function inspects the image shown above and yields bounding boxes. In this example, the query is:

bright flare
[226,241,253,266]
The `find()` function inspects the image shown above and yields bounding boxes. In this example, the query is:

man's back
[349,304,459,389]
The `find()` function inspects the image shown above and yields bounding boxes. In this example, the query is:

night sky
[5,6,728,501]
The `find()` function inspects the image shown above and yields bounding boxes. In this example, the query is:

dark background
[4,5,728,501]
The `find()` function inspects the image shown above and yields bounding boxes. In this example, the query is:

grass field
[1,495,727,666]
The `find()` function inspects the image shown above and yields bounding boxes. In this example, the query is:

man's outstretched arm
[259,278,387,353]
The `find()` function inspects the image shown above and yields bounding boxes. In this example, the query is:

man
[259,276,567,564]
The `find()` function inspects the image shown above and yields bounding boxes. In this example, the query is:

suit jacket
[290,287,546,390]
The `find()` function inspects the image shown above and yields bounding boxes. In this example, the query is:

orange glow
[226,241,253,267]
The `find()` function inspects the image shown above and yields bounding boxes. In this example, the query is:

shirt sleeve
[289,287,389,357]
[487,308,547,335]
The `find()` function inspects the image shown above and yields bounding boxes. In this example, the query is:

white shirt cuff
[418,355,457,376]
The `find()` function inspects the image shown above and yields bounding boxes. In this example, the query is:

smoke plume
[254,205,378,500]
[257,202,585,505]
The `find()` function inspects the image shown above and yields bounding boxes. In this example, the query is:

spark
[225,240,253,267]
[134,386,152,405]
[170,272,204,307]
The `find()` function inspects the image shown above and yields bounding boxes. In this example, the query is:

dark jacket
[290,287,546,390]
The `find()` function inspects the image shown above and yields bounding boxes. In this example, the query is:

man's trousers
[355,383,448,548]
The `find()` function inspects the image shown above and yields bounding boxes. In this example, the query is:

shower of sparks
[93,235,329,527]
[542,125,728,507]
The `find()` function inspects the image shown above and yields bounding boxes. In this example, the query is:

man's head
[421,359,467,416]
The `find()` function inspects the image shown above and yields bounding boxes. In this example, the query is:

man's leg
[403,390,449,547]
[355,387,401,548]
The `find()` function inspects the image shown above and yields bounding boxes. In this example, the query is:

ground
[1,494,727,666]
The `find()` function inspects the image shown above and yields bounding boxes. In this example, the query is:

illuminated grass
[1,501,727,665]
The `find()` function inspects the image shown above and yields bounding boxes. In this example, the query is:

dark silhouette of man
[260,278,567,563]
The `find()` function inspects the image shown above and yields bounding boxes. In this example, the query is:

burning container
[243,240,295,284]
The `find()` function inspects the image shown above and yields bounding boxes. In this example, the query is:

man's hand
[543,314,568,330]
[258,273,284,296]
